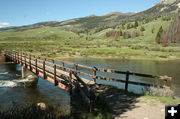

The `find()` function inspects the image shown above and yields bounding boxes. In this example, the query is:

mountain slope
[136,0,180,17]
[0,0,180,33]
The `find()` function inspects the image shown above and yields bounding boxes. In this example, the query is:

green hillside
[0,0,180,60]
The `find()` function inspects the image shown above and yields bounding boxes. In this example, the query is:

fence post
[35,58,38,74]
[25,55,26,68]
[93,67,97,83]
[54,64,58,86]
[69,71,72,95]
[43,60,46,79]
[12,51,14,61]
[11,51,13,60]
[17,52,19,63]
[125,71,130,91]
[14,51,17,62]
[74,64,78,72]
[21,52,23,65]
[62,62,65,71]
[69,71,73,114]
[29,55,31,71]
[163,79,167,87]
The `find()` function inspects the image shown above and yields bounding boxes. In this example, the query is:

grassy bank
[0,102,69,119]
[0,98,112,119]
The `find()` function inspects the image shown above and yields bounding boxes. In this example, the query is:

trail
[92,85,165,119]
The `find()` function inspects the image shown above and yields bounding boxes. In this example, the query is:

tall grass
[0,102,69,119]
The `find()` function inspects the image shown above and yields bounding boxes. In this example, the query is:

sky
[0,0,161,28]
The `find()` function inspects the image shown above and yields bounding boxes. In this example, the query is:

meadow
[0,17,180,61]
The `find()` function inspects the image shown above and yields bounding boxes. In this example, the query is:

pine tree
[140,26,145,32]
[134,21,138,28]
[156,26,163,44]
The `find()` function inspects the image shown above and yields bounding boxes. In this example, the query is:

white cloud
[0,22,9,26]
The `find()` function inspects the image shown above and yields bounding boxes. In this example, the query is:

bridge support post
[21,66,39,88]
[22,66,27,78]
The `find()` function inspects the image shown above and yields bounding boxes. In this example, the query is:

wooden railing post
[13,51,14,61]
[17,52,19,63]
[35,58,38,74]
[54,64,58,86]
[12,51,14,61]
[25,55,27,67]
[62,62,65,71]
[75,64,78,72]
[69,71,73,95]
[125,71,130,91]
[21,52,23,65]
[14,51,17,62]
[43,60,46,79]
[93,67,97,83]
[11,51,13,59]
[163,79,167,87]
[29,55,31,71]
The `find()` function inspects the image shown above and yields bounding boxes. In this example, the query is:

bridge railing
[4,50,172,91]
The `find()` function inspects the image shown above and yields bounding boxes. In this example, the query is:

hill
[0,0,180,60]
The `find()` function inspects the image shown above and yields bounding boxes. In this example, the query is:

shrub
[123,31,131,39]
[134,21,138,28]
[131,30,140,38]
[146,87,174,97]
[140,26,145,32]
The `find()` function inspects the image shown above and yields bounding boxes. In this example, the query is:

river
[0,59,180,110]
[64,58,180,97]
[0,63,70,111]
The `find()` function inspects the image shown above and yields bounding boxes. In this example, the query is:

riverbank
[92,84,180,119]
[54,55,180,62]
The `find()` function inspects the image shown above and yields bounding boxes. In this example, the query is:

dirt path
[92,85,165,119]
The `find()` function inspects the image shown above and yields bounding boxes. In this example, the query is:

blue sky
[0,0,161,28]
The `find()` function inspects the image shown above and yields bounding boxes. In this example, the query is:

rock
[37,102,46,110]
[22,74,38,88]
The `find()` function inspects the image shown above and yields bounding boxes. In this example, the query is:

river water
[0,63,70,111]
[0,59,180,110]
[64,58,180,97]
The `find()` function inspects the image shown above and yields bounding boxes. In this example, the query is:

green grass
[0,17,180,61]
[142,95,180,104]
[0,99,112,119]
[0,102,69,119]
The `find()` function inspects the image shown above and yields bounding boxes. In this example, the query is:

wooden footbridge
[3,50,172,111]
